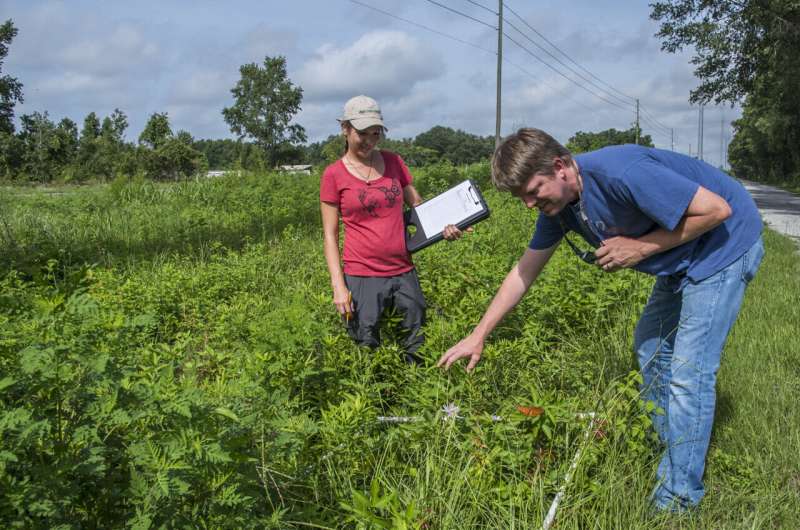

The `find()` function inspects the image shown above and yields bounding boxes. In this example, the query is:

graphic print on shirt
[358,178,402,218]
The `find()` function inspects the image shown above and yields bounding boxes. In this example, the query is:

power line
[348,0,496,55]
[503,3,678,140]
[502,31,634,113]
[348,0,622,126]
[639,105,672,134]
[504,58,617,120]
[638,115,672,138]
[462,0,497,16]
[504,2,636,104]
[422,0,497,30]
[348,0,678,146]
[503,17,634,110]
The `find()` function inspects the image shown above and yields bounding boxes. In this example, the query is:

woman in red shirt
[320,95,461,363]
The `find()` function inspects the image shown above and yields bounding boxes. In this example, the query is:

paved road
[740,179,800,247]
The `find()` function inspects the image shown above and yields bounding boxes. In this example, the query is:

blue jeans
[634,237,764,510]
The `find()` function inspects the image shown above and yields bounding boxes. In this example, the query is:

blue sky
[2,0,738,165]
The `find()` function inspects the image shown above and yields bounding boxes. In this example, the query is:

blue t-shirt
[529,145,763,282]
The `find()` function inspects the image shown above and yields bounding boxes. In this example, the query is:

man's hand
[594,236,648,272]
[437,334,484,372]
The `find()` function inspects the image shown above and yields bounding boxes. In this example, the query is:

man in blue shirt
[438,128,764,511]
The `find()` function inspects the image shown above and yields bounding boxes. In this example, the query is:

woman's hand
[332,285,353,317]
[443,224,473,241]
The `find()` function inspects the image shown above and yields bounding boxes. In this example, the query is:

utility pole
[697,105,704,161]
[635,98,640,145]
[495,0,503,148]
[671,128,674,151]
[37,115,43,184]
[720,107,725,169]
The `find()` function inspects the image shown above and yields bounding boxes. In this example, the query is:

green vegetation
[1,163,797,528]
[651,1,800,189]
[222,56,307,168]
[566,126,654,154]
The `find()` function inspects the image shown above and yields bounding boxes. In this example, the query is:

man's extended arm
[595,186,731,271]
[437,245,558,371]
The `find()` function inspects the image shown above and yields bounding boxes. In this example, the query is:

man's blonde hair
[491,128,573,194]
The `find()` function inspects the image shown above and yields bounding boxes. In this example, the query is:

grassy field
[0,166,798,528]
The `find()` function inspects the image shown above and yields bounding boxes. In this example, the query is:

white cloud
[296,30,445,103]
[37,71,113,94]
[170,70,232,105]
[56,22,162,75]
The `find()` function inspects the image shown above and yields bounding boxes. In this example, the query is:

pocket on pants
[741,237,765,284]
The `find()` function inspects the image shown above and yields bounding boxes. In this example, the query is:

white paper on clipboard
[415,180,483,236]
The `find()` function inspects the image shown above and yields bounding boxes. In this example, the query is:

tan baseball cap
[338,95,387,131]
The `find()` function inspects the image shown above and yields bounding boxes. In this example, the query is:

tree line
[651,0,800,189]
[0,20,501,183]
[8,7,787,186]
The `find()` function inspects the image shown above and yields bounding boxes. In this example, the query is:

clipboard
[404,179,490,253]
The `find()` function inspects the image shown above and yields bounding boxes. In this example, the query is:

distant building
[204,170,243,178]
[278,164,312,175]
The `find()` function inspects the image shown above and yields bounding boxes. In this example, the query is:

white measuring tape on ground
[377,404,598,530]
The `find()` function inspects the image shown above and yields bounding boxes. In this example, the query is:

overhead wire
[504,2,636,104]
[639,105,672,134]
[348,0,677,145]
[502,31,634,113]
[421,0,497,30]
[504,0,681,142]
[501,1,679,142]
[348,0,496,55]
[503,17,635,110]
[462,0,497,16]
[503,57,615,119]
[348,0,620,124]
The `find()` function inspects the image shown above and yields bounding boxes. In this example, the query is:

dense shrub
[0,164,653,528]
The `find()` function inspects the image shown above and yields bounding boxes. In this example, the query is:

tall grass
[1,167,797,528]
[0,172,321,273]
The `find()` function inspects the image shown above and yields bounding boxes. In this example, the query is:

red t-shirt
[320,151,414,277]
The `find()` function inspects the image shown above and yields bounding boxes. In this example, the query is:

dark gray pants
[344,269,426,361]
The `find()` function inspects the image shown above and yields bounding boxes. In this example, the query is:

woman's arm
[403,184,423,207]
[320,201,353,315]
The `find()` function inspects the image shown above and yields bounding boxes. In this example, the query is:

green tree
[380,137,440,167]
[320,134,345,166]
[651,1,800,186]
[143,137,207,181]
[74,112,101,180]
[54,118,79,166]
[194,138,240,169]
[175,130,194,145]
[139,112,172,149]
[93,109,130,179]
[136,115,207,180]
[0,19,23,134]
[414,126,494,165]
[101,108,128,145]
[222,55,306,168]
[18,112,59,182]
[650,0,800,104]
[565,127,654,154]
[0,126,23,179]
